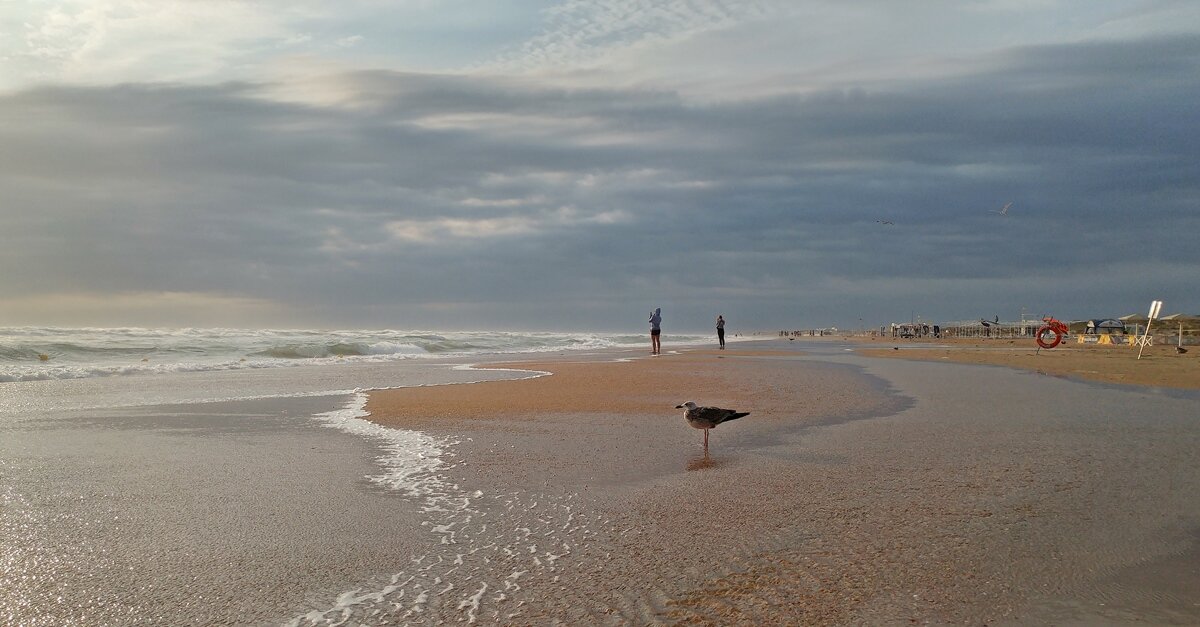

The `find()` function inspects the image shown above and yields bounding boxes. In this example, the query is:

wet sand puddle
[289,395,604,625]
[0,485,119,627]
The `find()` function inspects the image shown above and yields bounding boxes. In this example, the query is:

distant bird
[675,402,749,448]
[1177,346,1188,354]
[876,219,894,225]
[990,202,1013,216]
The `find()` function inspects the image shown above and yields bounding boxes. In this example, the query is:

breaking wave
[0,327,707,383]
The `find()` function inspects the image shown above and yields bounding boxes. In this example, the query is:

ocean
[0,326,714,411]
[0,326,707,383]
[0,326,711,624]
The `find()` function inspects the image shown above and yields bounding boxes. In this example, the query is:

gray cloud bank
[2,35,1197,330]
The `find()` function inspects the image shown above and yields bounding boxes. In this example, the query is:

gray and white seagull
[675,401,749,448]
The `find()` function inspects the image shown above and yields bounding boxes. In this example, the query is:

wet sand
[367,342,1200,624]
[0,396,435,626]
[6,343,1196,625]
[857,336,1199,390]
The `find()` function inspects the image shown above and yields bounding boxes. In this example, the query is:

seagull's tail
[721,412,750,424]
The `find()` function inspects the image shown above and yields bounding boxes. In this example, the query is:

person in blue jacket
[649,308,662,355]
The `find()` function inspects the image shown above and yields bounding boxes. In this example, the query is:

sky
[1,0,1198,332]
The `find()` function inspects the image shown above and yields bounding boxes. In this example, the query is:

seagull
[675,402,749,448]
[990,201,1013,216]
[876,219,894,225]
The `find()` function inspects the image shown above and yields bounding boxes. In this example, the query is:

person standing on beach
[649,308,662,355]
[716,315,726,349]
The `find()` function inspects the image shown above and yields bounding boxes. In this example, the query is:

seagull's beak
[674,404,684,409]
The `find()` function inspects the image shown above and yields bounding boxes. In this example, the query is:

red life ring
[1036,325,1063,349]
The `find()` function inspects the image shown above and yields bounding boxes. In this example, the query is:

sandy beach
[364,340,1200,624]
[857,336,1199,390]
[5,339,1196,625]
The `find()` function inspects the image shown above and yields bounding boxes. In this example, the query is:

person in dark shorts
[716,315,725,349]
[649,308,662,355]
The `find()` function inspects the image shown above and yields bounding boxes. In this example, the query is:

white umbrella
[1119,313,1150,324]
[1158,313,1200,325]
[1159,313,1200,349]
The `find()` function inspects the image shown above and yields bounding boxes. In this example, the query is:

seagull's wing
[697,406,749,425]
[718,410,750,424]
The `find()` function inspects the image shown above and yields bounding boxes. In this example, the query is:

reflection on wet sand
[687,451,720,471]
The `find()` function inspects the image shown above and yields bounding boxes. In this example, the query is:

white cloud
[387,216,538,242]
[6,0,299,86]
[480,0,771,75]
[460,196,548,208]
[383,206,632,244]
[7,0,1197,99]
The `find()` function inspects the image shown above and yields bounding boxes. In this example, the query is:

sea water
[0,326,709,624]
[0,327,710,413]
[0,326,701,383]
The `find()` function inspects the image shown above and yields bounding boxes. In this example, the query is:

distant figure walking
[649,308,662,355]
[716,315,725,349]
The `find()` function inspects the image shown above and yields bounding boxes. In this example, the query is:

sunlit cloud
[6,0,302,86]
[383,207,632,244]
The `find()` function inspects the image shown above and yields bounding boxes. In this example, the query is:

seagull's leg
[703,429,709,448]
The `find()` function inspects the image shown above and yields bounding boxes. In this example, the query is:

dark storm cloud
[1,35,1197,329]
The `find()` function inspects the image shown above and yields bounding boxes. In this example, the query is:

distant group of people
[780,329,831,337]
[648,308,725,355]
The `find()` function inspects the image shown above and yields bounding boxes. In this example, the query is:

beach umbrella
[1119,313,1150,324]
[1159,313,1200,349]
[1159,313,1200,326]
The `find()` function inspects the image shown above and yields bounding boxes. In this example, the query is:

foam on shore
[311,392,450,497]
[293,388,597,625]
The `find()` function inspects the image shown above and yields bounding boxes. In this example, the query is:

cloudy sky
[1,1,1197,332]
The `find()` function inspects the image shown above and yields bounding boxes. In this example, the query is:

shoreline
[362,342,1200,624]
[363,344,913,623]
[366,345,900,490]
[15,338,1193,624]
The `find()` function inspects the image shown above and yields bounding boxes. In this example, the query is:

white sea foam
[311,392,450,497]
[290,394,467,625]
[291,394,604,626]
